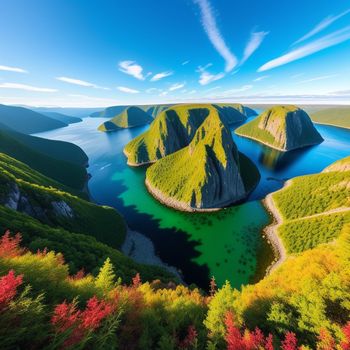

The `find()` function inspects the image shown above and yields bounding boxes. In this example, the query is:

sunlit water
[36,116,350,289]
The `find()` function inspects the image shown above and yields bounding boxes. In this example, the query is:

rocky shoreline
[262,181,291,275]
[121,227,184,282]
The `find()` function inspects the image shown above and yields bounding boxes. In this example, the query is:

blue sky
[0,0,350,107]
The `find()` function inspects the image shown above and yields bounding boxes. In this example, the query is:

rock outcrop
[123,104,250,166]
[235,105,324,151]
[98,106,153,132]
[143,109,259,211]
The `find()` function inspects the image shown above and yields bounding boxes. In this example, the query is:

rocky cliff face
[123,104,251,166]
[145,111,250,211]
[236,105,323,151]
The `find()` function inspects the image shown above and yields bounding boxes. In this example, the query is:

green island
[236,105,323,151]
[124,103,249,166]
[98,106,154,132]
[311,107,350,129]
[124,103,259,211]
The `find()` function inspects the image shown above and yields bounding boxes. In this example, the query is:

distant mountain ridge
[0,104,67,134]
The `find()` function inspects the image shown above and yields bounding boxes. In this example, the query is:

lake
[36,115,350,289]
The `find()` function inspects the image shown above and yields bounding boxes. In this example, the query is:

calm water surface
[36,116,350,289]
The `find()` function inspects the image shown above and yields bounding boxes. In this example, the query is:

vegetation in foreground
[0,222,349,349]
[235,105,323,151]
[311,107,350,129]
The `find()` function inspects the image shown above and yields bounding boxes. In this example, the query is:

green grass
[124,103,249,165]
[271,159,350,254]
[145,109,259,209]
[236,105,322,150]
[311,107,350,129]
[0,205,174,283]
[0,129,88,192]
[98,106,153,132]
[0,153,126,248]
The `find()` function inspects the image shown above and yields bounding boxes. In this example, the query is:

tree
[95,258,116,294]
[281,332,298,350]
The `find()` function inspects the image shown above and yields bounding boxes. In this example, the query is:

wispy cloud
[258,26,350,72]
[0,65,28,73]
[253,75,269,82]
[118,61,147,80]
[221,85,253,95]
[196,64,225,85]
[56,76,109,89]
[117,86,140,94]
[150,71,173,82]
[0,82,57,92]
[169,82,186,91]
[146,88,162,93]
[297,74,338,84]
[182,60,190,65]
[293,8,350,45]
[188,90,197,94]
[193,0,237,72]
[241,30,269,64]
[291,73,304,79]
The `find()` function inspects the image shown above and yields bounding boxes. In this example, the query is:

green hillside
[270,157,350,253]
[0,104,67,134]
[98,106,154,132]
[145,109,259,210]
[0,128,88,192]
[311,107,350,129]
[236,105,323,151]
[323,155,350,172]
[124,104,249,166]
[39,111,82,124]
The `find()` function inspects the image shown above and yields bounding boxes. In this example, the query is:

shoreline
[121,227,184,282]
[313,121,350,130]
[262,180,291,275]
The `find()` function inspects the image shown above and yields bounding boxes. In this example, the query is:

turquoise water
[36,116,350,289]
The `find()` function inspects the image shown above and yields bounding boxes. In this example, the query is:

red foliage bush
[179,325,198,349]
[0,269,23,310]
[0,231,24,258]
[341,322,350,350]
[280,332,298,350]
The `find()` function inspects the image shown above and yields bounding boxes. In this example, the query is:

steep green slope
[124,104,248,166]
[311,107,350,129]
[270,157,350,253]
[0,104,66,133]
[236,105,323,151]
[39,111,82,124]
[0,153,126,248]
[98,106,154,132]
[145,110,259,211]
[0,128,88,191]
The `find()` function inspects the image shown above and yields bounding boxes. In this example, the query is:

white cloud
[293,8,350,45]
[188,90,197,94]
[197,65,225,85]
[146,88,162,93]
[0,82,57,92]
[193,0,237,72]
[258,26,350,72]
[291,73,304,79]
[205,85,221,92]
[150,71,173,81]
[253,75,269,82]
[56,76,109,89]
[169,83,186,91]
[0,65,28,73]
[241,30,269,64]
[182,60,190,65]
[118,61,146,80]
[159,91,168,96]
[297,74,338,84]
[223,85,253,94]
[117,86,140,94]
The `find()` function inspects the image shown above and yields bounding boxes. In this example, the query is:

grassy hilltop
[98,106,154,132]
[124,103,249,166]
[236,105,323,151]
